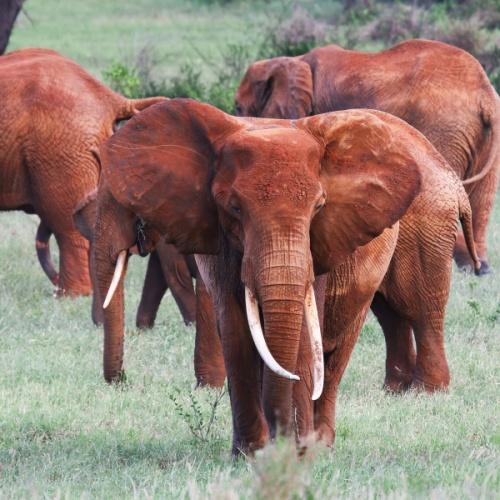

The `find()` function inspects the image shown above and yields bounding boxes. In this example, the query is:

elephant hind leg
[371,293,415,394]
[412,314,450,392]
[54,231,91,296]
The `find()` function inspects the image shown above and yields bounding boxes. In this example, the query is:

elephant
[90,98,478,454]
[235,38,500,274]
[73,191,226,388]
[0,47,165,296]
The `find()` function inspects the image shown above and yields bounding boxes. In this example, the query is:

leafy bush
[102,62,141,98]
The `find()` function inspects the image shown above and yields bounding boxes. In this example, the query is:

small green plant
[103,62,141,98]
[168,386,226,443]
[468,299,481,316]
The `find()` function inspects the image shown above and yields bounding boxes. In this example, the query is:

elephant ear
[300,111,422,272]
[237,57,313,119]
[100,99,243,254]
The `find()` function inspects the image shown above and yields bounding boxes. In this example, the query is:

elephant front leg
[218,292,269,456]
[314,311,369,447]
[314,272,374,447]
[54,231,92,296]
[371,292,415,393]
[194,270,226,388]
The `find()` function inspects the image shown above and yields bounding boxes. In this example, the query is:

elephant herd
[1,39,498,456]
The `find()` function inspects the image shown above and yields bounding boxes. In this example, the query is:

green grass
[9,0,271,79]
[1,0,500,497]
[1,203,499,499]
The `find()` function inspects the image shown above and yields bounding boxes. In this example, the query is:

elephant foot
[411,375,449,393]
[136,316,155,330]
[104,370,127,385]
[232,433,269,458]
[54,284,92,298]
[383,366,413,394]
[195,372,226,389]
[476,260,492,276]
[314,421,335,448]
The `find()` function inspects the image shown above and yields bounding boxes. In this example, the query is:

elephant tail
[36,221,60,287]
[457,186,481,275]
[115,96,168,121]
[462,94,500,186]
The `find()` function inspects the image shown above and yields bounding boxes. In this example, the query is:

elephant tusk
[103,250,127,309]
[245,286,300,381]
[304,284,324,401]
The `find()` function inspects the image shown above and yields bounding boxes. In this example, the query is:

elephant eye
[230,202,241,215]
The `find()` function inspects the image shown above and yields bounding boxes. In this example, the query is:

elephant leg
[136,251,168,329]
[53,231,91,296]
[314,299,372,447]
[157,243,196,325]
[219,293,268,455]
[194,269,226,388]
[411,313,450,392]
[371,292,415,393]
[455,167,499,274]
[196,255,268,456]
[313,236,395,447]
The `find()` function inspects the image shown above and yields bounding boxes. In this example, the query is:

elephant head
[235,56,313,119]
[93,99,421,427]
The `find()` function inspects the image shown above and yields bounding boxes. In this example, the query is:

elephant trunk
[92,192,135,383]
[243,226,320,437]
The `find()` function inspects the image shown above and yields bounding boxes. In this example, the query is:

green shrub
[102,62,141,99]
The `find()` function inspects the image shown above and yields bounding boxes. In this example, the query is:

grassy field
[1,0,500,498]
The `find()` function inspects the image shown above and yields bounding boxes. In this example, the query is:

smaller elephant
[90,99,477,455]
[73,192,226,388]
[235,39,499,274]
[0,47,165,296]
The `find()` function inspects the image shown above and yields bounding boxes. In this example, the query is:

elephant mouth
[244,285,324,400]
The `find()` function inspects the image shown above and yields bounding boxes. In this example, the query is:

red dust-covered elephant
[90,99,478,454]
[236,39,499,274]
[0,48,165,296]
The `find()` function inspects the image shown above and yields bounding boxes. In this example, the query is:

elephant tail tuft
[457,186,481,275]
[116,96,168,121]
